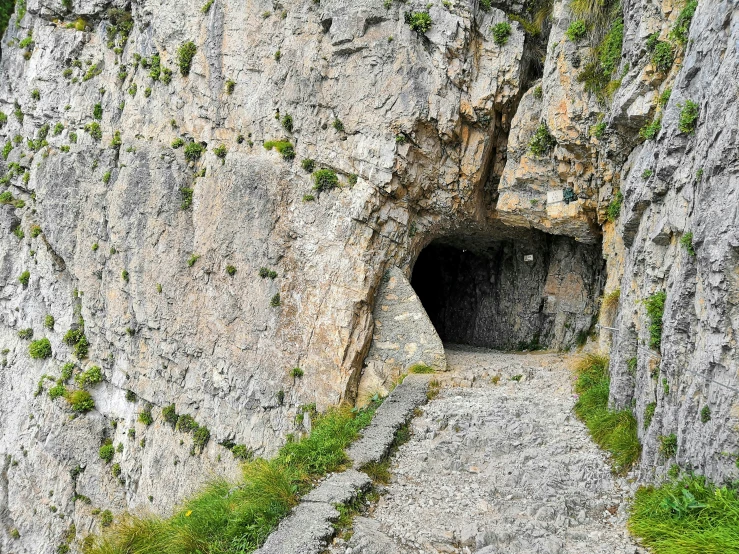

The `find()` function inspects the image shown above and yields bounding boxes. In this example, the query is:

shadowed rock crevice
[411,231,604,350]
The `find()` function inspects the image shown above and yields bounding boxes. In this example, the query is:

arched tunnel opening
[411,230,604,351]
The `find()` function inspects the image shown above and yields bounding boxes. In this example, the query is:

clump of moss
[17,270,30,287]
[66,389,95,412]
[263,140,295,161]
[28,338,52,359]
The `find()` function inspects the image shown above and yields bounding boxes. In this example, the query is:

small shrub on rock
[680,231,696,256]
[177,41,197,76]
[313,168,339,191]
[281,114,293,133]
[529,123,556,156]
[163,404,178,427]
[405,11,432,35]
[75,365,103,388]
[138,406,153,426]
[184,141,205,161]
[678,100,699,135]
[491,22,512,46]
[651,41,673,72]
[301,158,315,173]
[99,440,115,463]
[566,20,587,43]
[639,118,661,140]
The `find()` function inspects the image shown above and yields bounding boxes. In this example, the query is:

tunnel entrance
[411,231,603,351]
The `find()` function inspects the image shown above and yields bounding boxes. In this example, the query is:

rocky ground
[329,346,646,554]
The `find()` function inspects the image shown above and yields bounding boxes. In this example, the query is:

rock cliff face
[0,0,736,550]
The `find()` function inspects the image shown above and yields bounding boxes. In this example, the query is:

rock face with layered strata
[0,0,737,551]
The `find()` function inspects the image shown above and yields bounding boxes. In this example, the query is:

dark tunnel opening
[410,232,604,351]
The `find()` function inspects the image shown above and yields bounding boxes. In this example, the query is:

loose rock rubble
[330,346,646,554]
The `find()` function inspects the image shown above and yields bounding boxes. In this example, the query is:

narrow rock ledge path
[330,346,645,554]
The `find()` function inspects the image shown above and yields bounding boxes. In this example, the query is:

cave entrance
[410,231,603,351]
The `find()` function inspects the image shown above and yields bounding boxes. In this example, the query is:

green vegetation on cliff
[629,475,739,554]
[88,402,381,553]
[0,0,14,40]
[573,354,640,474]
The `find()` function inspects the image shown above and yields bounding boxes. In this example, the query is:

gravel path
[329,346,645,554]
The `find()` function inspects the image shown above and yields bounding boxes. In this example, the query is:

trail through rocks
[330,347,645,554]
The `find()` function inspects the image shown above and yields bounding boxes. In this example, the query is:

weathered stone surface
[348,373,429,469]
[0,0,737,550]
[605,0,739,484]
[330,349,645,554]
[256,374,425,554]
[357,266,446,401]
[256,501,341,554]
[303,469,371,505]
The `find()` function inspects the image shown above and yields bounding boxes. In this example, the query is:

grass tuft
[573,355,640,475]
[88,404,380,553]
[644,291,666,350]
[409,364,434,374]
[629,475,739,554]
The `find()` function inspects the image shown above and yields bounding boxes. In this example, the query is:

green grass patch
[573,354,640,474]
[88,403,380,553]
[629,475,739,554]
[644,291,666,349]
[606,190,623,222]
[409,364,434,374]
[263,140,295,161]
[669,0,697,45]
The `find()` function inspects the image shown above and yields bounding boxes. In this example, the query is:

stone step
[254,373,430,554]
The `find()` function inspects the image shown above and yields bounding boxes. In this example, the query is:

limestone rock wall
[0,0,737,550]
[606,0,739,482]
[0,0,532,550]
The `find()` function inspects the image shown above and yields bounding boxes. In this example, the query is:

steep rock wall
[0,0,533,550]
[0,0,737,551]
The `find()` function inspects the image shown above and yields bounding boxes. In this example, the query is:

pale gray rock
[358,266,446,401]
